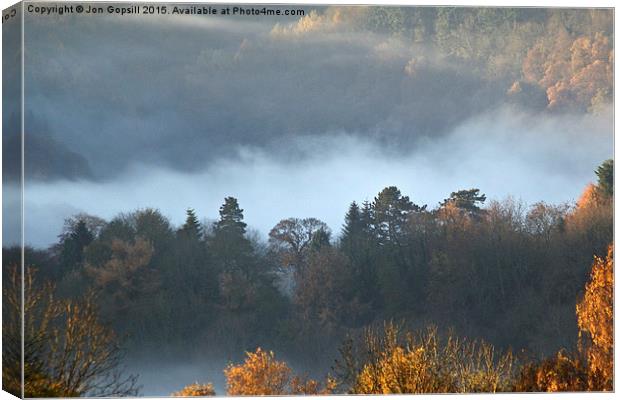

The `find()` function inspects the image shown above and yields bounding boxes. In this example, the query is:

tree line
[2,159,613,396]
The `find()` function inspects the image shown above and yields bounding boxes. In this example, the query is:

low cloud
[11,106,612,248]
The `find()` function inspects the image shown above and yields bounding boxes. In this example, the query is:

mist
[12,105,611,248]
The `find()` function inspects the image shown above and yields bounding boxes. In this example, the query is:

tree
[514,351,587,392]
[178,208,203,240]
[211,197,253,274]
[224,348,332,395]
[341,202,365,255]
[85,238,157,320]
[59,219,95,274]
[172,382,216,396]
[215,197,247,237]
[373,186,424,244]
[335,323,514,394]
[595,159,613,198]
[132,208,175,254]
[2,266,139,397]
[440,189,486,214]
[576,243,613,390]
[342,202,363,240]
[269,217,331,271]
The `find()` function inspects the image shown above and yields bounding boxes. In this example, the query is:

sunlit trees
[522,29,613,111]
[514,242,613,392]
[576,244,613,390]
[334,323,514,394]
[514,351,587,392]
[2,266,138,397]
[224,348,332,395]
[171,382,216,396]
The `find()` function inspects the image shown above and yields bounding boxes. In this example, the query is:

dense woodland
[348,7,613,113]
[2,159,613,396]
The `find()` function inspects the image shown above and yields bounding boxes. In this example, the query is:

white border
[0,1,617,400]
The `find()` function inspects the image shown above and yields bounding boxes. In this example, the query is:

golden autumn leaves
[577,245,613,390]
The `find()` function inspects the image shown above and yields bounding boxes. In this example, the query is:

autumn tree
[513,242,613,392]
[85,237,157,321]
[576,243,613,390]
[224,348,332,395]
[2,266,138,397]
[171,382,216,396]
[335,323,514,394]
[269,217,330,271]
[514,351,587,392]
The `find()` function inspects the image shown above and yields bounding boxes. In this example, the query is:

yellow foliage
[353,325,514,394]
[2,266,137,397]
[224,348,333,395]
[225,348,290,395]
[171,382,216,396]
[577,243,614,390]
[514,350,587,392]
[515,243,613,392]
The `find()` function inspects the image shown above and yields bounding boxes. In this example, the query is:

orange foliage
[515,243,613,392]
[577,244,614,390]
[514,351,587,392]
[576,183,599,209]
[522,31,612,111]
[171,382,216,396]
[224,348,333,395]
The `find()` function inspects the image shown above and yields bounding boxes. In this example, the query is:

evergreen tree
[210,197,253,275]
[309,228,331,252]
[595,159,613,198]
[215,197,247,238]
[373,186,424,244]
[178,208,202,240]
[341,202,363,249]
[440,189,486,214]
[60,220,94,272]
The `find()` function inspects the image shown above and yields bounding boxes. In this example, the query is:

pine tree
[214,197,247,238]
[178,208,202,240]
[309,228,331,252]
[595,159,613,198]
[210,197,253,276]
[440,189,486,214]
[60,220,94,271]
[341,202,363,249]
[373,186,424,244]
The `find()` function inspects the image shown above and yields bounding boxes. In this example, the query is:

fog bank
[9,106,612,248]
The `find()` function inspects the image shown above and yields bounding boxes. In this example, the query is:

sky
[2,5,614,247]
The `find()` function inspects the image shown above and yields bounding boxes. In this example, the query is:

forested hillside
[3,159,613,395]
